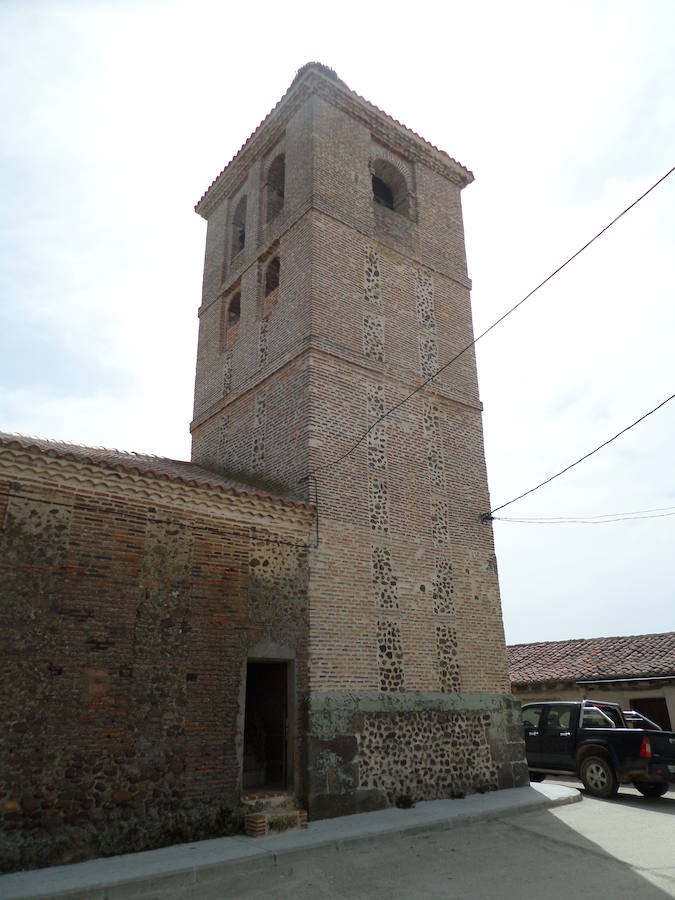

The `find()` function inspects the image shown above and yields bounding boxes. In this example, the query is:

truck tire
[633,781,668,798]
[580,756,618,798]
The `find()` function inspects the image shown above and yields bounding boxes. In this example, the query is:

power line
[486,391,675,518]
[494,507,675,525]
[496,502,675,521]
[301,164,675,483]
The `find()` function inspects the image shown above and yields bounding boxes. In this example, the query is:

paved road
[174,783,675,899]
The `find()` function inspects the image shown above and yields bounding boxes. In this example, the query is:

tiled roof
[508,631,675,685]
[195,61,473,212]
[0,432,309,509]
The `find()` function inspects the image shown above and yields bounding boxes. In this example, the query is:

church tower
[191,64,526,817]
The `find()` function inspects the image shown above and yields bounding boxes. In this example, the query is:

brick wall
[0,456,312,872]
[191,65,525,817]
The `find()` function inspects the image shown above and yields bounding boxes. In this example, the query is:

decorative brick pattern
[366,383,385,420]
[415,268,436,330]
[364,314,385,362]
[426,444,445,488]
[368,475,389,533]
[248,538,309,622]
[254,396,266,430]
[251,434,264,469]
[222,353,232,397]
[422,401,441,437]
[217,416,229,458]
[436,624,461,692]
[364,247,381,304]
[432,557,455,616]
[258,321,268,368]
[377,619,405,691]
[431,496,449,546]
[367,424,387,472]
[419,333,439,381]
[250,396,266,470]
[372,546,399,610]
[358,711,497,802]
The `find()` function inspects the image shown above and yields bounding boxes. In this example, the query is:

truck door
[539,704,575,771]
[522,705,545,769]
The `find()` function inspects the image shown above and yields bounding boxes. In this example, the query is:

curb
[0,784,581,899]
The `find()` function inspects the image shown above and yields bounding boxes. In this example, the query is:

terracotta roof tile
[508,631,675,685]
[0,432,309,509]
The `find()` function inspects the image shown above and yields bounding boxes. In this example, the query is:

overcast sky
[2,0,673,645]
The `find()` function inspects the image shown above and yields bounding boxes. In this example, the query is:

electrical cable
[495,502,675,521]
[494,508,675,525]
[300,164,675,484]
[486,391,675,518]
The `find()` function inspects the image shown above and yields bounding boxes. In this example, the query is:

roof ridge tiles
[507,630,675,685]
[0,431,311,509]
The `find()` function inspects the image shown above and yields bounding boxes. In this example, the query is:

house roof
[195,61,473,215]
[0,432,310,509]
[508,631,675,686]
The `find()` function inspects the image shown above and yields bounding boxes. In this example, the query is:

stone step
[244,807,308,838]
[241,789,297,811]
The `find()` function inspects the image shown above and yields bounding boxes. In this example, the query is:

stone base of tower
[304,692,528,820]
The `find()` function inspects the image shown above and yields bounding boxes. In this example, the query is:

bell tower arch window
[371,159,409,218]
[231,196,247,258]
[266,155,285,223]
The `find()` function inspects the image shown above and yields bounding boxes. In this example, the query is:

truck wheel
[580,756,618,798]
[633,782,668,798]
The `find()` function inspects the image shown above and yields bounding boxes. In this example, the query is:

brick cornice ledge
[0,449,315,536]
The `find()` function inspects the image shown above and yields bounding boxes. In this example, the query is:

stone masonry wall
[305,692,527,819]
[0,467,310,872]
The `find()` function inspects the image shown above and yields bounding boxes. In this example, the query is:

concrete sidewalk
[0,783,580,899]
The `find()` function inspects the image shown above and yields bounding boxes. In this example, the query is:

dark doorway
[243,661,288,790]
[629,696,672,730]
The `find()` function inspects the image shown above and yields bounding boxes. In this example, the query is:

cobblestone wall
[305,692,528,819]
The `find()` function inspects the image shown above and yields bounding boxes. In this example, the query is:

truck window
[594,704,624,727]
[522,706,543,732]
[582,707,615,728]
[542,706,572,733]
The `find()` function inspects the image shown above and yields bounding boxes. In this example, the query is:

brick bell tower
[191,63,527,817]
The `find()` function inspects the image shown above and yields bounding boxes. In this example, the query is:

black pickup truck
[521,699,675,798]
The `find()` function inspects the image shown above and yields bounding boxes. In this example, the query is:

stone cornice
[0,446,315,538]
[199,203,472,318]
[190,337,483,434]
[195,66,473,220]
